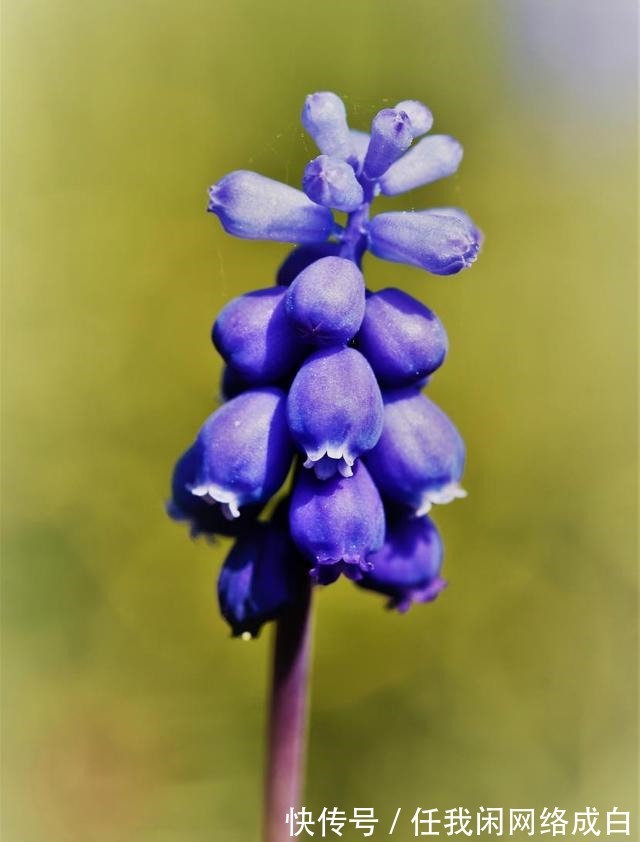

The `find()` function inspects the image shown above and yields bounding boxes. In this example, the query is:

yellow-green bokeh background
[2,1,637,840]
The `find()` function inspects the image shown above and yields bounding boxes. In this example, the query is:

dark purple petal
[363,108,414,180]
[220,365,252,401]
[289,461,385,581]
[356,288,448,386]
[285,256,365,347]
[189,388,294,518]
[207,171,334,243]
[368,209,481,275]
[364,388,466,514]
[379,135,463,196]
[213,287,305,384]
[303,155,364,212]
[357,512,446,611]
[287,347,383,479]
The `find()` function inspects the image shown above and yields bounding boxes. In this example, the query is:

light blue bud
[363,108,414,180]
[368,208,481,275]
[207,170,334,243]
[301,92,354,161]
[303,155,364,212]
[379,135,463,195]
[394,100,434,137]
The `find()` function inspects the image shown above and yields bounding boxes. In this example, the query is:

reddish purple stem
[263,580,314,842]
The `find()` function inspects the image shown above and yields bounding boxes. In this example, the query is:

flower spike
[172,90,482,641]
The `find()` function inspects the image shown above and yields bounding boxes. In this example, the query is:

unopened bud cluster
[168,92,482,636]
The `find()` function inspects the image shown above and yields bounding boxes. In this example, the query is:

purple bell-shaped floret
[365,388,466,515]
[289,461,385,584]
[356,288,448,386]
[188,388,294,518]
[218,519,306,638]
[285,256,366,347]
[357,512,446,611]
[212,287,304,385]
[167,444,263,538]
[287,347,383,479]
[207,171,334,243]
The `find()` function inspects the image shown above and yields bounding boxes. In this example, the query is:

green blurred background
[2,1,637,839]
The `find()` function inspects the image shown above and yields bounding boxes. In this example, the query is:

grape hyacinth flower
[287,347,383,479]
[168,91,481,842]
[289,461,385,583]
[218,503,306,638]
[357,512,446,612]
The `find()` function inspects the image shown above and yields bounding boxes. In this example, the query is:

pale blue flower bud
[394,100,433,137]
[301,92,354,161]
[368,208,481,274]
[363,108,414,180]
[207,171,334,243]
[379,135,463,195]
[303,155,364,212]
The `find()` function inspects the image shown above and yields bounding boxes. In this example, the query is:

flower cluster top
[168,92,482,638]
[207,92,480,273]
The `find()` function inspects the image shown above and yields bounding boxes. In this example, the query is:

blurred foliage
[1,0,637,840]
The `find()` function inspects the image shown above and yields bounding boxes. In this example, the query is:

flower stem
[263,579,314,842]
